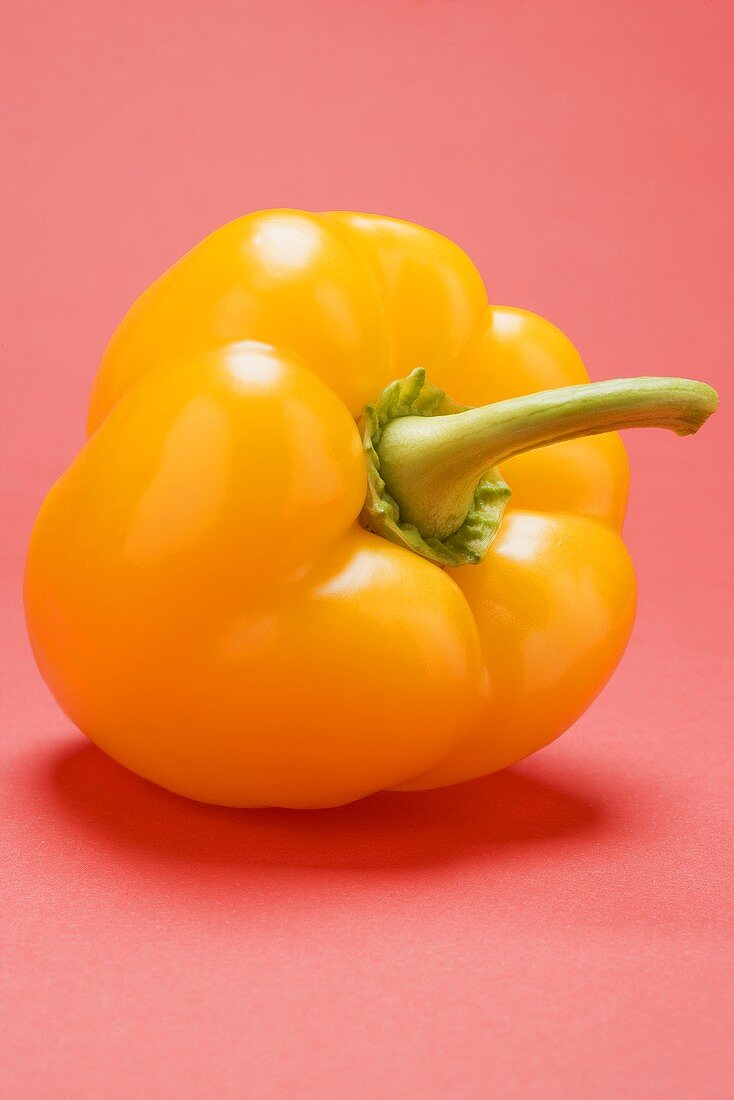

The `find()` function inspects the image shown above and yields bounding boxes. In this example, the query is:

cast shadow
[45,740,605,873]
[44,739,607,875]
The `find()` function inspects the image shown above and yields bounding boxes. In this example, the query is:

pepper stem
[376,376,718,541]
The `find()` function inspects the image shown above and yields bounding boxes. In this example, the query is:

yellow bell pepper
[24,211,717,807]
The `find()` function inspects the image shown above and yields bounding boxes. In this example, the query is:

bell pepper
[24,210,718,808]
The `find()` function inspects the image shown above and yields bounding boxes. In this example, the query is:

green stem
[376,376,718,541]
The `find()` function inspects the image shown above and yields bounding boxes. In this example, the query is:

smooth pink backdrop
[2,2,732,1097]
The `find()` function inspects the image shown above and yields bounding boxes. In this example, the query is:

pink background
[2,2,732,1096]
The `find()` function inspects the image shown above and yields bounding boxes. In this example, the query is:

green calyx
[359,368,718,567]
[359,370,511,566]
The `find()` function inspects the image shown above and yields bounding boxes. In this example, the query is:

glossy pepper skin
[25,211,716,808]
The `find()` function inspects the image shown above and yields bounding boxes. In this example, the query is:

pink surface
[2,2,733,1096]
